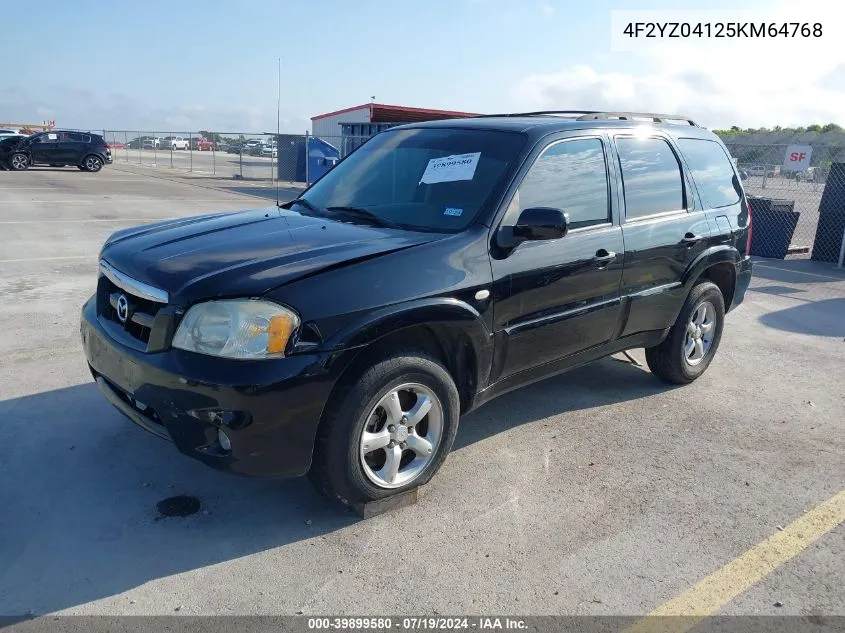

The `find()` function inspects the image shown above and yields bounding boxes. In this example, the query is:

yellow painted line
[623,489,845,633]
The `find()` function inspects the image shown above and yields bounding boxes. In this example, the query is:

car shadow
[0,355,667,614]
[757,298,845,337]
[15,167,84,172]
[456,356,672,449]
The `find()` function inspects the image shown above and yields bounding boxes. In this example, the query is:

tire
[645,280,726,384]
[309,349,460,506]
[82,155,103,172]
[9,153,29,171]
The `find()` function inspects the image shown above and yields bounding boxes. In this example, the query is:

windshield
[299,127,526,232]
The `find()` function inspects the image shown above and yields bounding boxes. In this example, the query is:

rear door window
[615,137,685,219]
[676,138,740,209]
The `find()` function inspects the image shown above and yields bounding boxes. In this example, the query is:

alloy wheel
[359,383,443,489]
[684,301,716,366]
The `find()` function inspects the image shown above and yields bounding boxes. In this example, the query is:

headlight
[172,299,299,359]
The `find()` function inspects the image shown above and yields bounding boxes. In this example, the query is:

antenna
[275,57,281,207]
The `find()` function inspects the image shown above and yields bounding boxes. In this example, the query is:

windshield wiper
[326,206,404,229]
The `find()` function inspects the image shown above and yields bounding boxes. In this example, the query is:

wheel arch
[320,298,494,416]
[682,246,740,311]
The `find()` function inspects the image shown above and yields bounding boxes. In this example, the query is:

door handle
[592,249,617,266]
[681,233,702,245]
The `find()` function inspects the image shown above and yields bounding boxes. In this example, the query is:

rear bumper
[730,256,753,312]
[80,295,347,478]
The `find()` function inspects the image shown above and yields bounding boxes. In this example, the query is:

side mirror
[512,207,568,241]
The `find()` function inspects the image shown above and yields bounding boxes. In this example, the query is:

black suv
[2,130,112,172]
[80,111,753,506]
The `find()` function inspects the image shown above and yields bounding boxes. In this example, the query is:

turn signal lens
[267,314,296,354]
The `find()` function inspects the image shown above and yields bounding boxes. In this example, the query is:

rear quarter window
[677,138,740,209]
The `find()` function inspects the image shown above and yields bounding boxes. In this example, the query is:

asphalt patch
[156,495,201,518]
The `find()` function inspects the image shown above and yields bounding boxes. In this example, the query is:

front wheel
[309,350,460,506]
[645,280,726,384]
[9,153,29,171]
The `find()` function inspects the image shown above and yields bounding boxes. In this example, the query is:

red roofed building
[311,103,479,141]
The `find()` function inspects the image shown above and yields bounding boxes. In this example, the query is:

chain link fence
[723,143,845,266]
[722,142,845,303]
[103,131,283,181]
[102,131,371,185]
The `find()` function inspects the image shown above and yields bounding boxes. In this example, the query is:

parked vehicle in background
[0,136,25,169]
[0,128,22,138]
[227,143,244,154]
[2,130,112,172]
[81,110,753,506]
[260,144,277,158]
[216,141,231,152]
[243,139,263,155]
[795,167,817,182]
[193,137,215,151]
[161,136,189,150]
[0,132,25,143]
[142,137,161,149]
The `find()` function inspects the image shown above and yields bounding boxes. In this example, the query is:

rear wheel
[309,350,460,506]
[82,155,103,172]
[645,280,725,384]
[9,153,29,171]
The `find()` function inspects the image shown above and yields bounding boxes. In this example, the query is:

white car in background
[260,144,277,158]
[161,136,189,150]
[142,137,161,149]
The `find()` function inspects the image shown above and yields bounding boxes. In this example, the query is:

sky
[1,0,842,133]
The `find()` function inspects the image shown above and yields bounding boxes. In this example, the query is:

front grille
[96,261,170,349]
[98,276,162,343]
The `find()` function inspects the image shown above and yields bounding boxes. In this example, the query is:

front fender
[323,297,495,395]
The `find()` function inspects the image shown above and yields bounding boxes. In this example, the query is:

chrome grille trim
[99,259,168,304]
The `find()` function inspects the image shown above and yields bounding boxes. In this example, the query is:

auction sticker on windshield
[420,152,480,184]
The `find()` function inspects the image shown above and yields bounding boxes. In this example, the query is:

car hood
[100,208,441,305]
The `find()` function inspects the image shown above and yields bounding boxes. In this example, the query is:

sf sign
[783,144,813,171]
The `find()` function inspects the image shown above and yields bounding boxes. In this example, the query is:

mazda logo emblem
[116,294,129,324]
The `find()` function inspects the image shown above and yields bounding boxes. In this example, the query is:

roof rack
[473,110,601,119]
[473,110,699,126]
[575,112,698,126]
